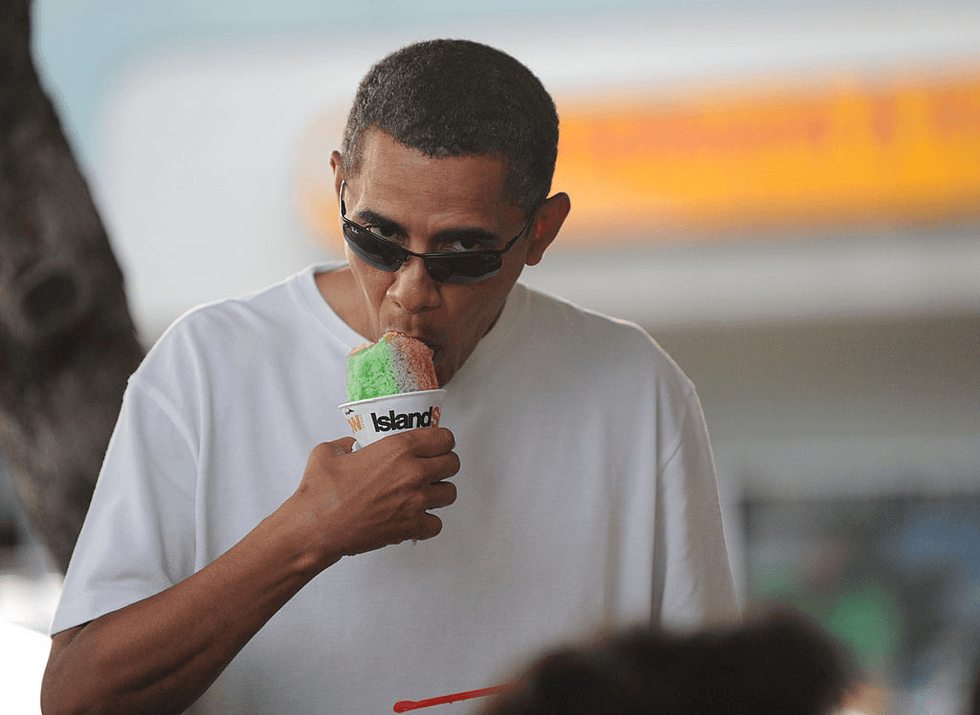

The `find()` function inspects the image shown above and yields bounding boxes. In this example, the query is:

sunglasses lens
[427,255,500,284]
[342,224,405,272]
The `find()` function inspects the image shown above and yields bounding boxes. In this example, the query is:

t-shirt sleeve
[652,389,740,630]
[50,376,197,635]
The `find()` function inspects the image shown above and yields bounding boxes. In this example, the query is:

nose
[386,256,441,314]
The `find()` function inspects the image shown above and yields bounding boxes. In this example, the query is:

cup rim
[339,388,446,411]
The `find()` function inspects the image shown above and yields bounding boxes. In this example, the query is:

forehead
[350,130,517,221]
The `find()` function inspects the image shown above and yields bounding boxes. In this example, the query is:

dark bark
[0,0,145,572]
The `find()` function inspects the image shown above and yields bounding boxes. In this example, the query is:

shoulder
[518,282,665,348]
[133,266,322,388]
[172,269,310,338]
[515,282,694,394]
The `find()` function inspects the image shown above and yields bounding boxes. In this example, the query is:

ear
[525,192,570,267]
[330,150,345,199]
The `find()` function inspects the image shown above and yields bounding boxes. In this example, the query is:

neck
[315,266,371,338]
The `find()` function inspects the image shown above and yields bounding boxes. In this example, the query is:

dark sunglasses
[339,180,537,284]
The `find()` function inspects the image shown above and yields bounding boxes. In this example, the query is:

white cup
[339,389,447,447]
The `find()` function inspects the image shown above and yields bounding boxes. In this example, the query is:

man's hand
[288,427,460,569]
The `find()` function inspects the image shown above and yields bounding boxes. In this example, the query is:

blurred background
[2,0,979,712]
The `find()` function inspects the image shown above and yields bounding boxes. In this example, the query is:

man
[42,39,737,714]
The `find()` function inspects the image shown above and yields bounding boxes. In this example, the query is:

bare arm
[41,428,459,715]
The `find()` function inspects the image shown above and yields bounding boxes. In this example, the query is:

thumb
[326,436,357,456]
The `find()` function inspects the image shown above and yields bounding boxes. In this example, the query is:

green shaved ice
[346,342,399,401]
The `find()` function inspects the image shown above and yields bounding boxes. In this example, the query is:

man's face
[334,130,543,386]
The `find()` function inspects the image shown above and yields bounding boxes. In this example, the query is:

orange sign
[553,67,980,244]
[295,66,980,249]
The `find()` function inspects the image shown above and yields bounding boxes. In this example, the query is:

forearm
[42,503,333,715]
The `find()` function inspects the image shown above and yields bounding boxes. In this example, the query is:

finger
[426,480,457,510]
[407,427,456,457]
[425,451,461,483]
[414,512,444,541]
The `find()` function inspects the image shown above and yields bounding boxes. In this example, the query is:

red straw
[393,684,507,712]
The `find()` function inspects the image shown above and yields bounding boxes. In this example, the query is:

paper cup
[339,389,446,447]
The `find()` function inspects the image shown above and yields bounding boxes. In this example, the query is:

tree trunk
[0,0,145,572]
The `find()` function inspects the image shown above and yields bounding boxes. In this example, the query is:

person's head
[479,609,856,715]
[340,38,559,213]
[330,40,570,386]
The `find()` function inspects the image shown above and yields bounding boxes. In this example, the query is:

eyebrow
[353,208,504,246]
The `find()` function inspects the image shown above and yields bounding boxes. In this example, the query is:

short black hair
[341,39,559,212]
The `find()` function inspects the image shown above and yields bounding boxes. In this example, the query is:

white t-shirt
[53,263,737,714]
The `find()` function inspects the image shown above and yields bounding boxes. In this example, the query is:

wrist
[269,493,344,577]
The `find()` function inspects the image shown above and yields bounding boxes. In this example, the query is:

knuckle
[307,442,332,469]
[405,461,430,485]
[408,490,429,513]
[402,429,427,448]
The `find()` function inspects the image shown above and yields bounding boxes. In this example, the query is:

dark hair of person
[340,39,559,212]
[480,609,856,715]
